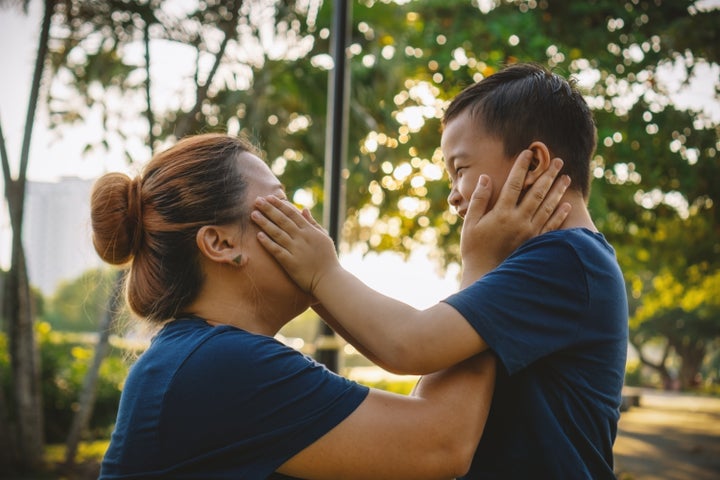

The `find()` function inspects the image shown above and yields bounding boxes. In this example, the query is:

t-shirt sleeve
[443,235,589,375]
[160,330,369,478]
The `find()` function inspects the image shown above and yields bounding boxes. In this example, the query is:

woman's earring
[232,254,243,266]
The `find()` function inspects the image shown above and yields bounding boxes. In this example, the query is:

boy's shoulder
[522,227,613,253]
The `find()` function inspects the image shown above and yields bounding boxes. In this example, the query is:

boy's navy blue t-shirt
[100,318,369,479]
[444,229,628,479]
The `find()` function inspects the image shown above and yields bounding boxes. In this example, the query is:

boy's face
[441,110,513,218]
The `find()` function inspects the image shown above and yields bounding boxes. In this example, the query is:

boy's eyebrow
[445,152,467,170]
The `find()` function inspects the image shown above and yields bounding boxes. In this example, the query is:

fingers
[540,202,572,234]
[251,196,305,251]
[257,195,307,229]
[251,207,293,255]
[493,150,533,210]
[489,151,570,235]
[301,208,325,231]
[255,222,289,258]
[531,172,571,231]
[520,155,568,230]
[516,156,564,215]
[463,175,492,226]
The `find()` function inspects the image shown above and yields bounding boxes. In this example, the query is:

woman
[92,133,566,479]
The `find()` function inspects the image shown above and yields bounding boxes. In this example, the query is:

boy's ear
[523,141,552,189]
[196,225,246,267]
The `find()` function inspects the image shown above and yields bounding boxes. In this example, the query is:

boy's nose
[447,188,462,209]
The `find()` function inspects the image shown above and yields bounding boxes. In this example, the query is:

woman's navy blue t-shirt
[100,318,369,479]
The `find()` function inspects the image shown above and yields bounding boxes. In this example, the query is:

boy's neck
[559,190,597,232]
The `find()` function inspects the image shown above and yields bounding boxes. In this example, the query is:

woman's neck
[184,282,293,336]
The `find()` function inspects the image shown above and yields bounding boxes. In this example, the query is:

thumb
[464,175,492,225]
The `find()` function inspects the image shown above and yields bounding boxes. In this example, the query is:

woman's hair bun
[90,172,144,265]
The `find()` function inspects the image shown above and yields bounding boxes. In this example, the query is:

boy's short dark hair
[443,63,597,198]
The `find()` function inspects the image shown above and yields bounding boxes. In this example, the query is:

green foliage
[45,439,109,466]
[41,268,122,332]
[30,323,127,443]
[40,0,720,391]
[357,378,417,396]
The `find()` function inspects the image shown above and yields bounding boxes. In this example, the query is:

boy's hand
[251,197,339,293]
[460,151,571,286]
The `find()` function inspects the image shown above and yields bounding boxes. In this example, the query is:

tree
[3,1,718,470]
[0,0,54,472]
[44,0,328,466]
[45,0,720,392]
[63,271,125,467]
[347,0,720,389]
[42,269,118,332]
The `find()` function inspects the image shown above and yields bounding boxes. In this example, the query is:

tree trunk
[633,338,673,389]
[0,0,54,472]
[674,340,706,391]
[64,271,125,466]
[5,248,43,471]
[0,131,19,474]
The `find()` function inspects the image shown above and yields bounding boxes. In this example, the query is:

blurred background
[1,0,719,478]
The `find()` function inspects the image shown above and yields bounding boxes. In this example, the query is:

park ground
[614,388,720,480]
[6,387,720,479]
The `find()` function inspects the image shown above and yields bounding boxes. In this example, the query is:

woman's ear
[523,141,552,189]
[196,225,246,267]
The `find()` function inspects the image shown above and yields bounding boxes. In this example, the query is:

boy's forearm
[313,266,488,374]
[459,263,495,290]
[312,304,399,373]
[314,267,425,372]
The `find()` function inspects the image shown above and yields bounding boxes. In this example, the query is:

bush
[358,378,417,395]
[0,323,130,444]
[38,322,130,442]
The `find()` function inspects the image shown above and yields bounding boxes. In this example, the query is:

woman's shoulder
[192,323,308,368]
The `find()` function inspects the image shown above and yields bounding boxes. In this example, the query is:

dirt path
[613,389,720,480]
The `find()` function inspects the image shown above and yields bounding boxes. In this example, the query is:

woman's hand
[460,151,571,287]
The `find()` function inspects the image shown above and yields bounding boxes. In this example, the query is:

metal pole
[316,0,351,372]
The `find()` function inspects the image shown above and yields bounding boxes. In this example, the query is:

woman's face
[236,152,314,313]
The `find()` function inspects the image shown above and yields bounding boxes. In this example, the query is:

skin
[250,123,576,376]
[187,152,312,335]
[442,110,595,287]
[184,152,498,479]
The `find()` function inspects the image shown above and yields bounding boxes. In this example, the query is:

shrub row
[0,323,130,443]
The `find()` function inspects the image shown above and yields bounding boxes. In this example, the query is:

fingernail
[479,175,489,187]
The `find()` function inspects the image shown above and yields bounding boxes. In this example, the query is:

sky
[1,0,718,303]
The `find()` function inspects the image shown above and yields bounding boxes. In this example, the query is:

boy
[253,63,628,479]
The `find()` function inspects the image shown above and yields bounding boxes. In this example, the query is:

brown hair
[90,133,257,323]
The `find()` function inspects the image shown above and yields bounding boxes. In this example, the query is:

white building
[23,177,101,296]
